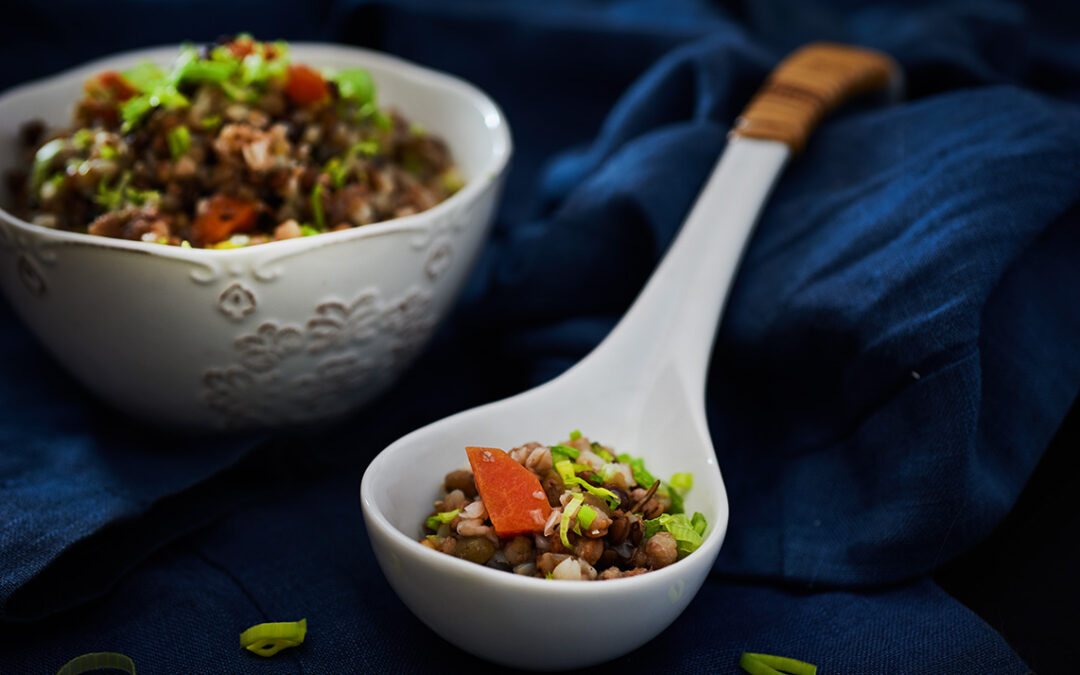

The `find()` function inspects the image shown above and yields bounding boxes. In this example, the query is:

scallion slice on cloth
[240,618,308,657]
[56,652,136,675]
[739,652,817,675]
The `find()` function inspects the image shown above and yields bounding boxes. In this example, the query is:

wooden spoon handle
[731,42,899,153]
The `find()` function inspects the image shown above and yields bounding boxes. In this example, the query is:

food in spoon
[420,431,707,580]
[8,34,462,248]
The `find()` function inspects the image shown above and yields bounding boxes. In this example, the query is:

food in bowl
[6,34,462,248]
[420,431,707,580]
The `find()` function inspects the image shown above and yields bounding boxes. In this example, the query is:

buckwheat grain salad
[421,431,707,580]
[8,35,462,248]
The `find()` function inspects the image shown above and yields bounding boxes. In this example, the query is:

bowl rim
[0,42,512,262]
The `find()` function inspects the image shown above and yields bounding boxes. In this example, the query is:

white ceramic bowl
[0,44,511,430]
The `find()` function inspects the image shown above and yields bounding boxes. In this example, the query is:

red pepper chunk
[192,194,260,245]
[284,64,329,106]
[466,446,552,538]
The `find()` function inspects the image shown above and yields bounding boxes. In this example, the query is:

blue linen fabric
[2,0,1078,672]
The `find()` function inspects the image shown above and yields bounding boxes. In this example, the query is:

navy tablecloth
[2,0,1079,672]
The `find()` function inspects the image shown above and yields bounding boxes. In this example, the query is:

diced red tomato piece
[285,64,329,106]
[466,446,552,538]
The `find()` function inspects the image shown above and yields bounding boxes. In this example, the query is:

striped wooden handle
[731,42,899,153]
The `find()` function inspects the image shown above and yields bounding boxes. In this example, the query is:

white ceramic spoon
[361,43,897,670]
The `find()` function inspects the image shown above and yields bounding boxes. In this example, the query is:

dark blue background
[2,1,1078,672]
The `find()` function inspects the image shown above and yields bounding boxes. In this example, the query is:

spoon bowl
[361,43,898,669]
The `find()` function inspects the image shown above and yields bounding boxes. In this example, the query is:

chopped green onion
[658,482,685,514]
[670,473,693,490]
[564,476,620,510]
[71,129,94,149]
[372,109,392,131]
[739,653,817,675]
[424,508,460,531]
[220,79,256,102]
[172,47,238,85]
[239,53,269,85]
[643,513,703,558]
[40,174,65,201]
[550,444,580,461]
[409,122,426,137]
[240,618,307,657]
[310,183,326,231]
[123,61,167,92]
[56,652,136,675]
[545,571,554,580]
[592,442,614,462]
[560,493,584,548]
[120,85,189,133]
[569,430,582,441]
[577,504,597,530]
[99,144,118,160]
[201,114,223,129]
[300,224,321,237]
[691,512,707,536]
[616,454,656,489]
[332,67,375,105]
[167,125,191,161]
[31,139,67,191]
[555,459,576,484]
[94,171,130,211]
[352,139,380,157]
[125,187,160,206]
[598,463,620,484]
[324,157,348,188]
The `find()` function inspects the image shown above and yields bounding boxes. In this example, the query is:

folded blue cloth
[2,0,1078,671]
